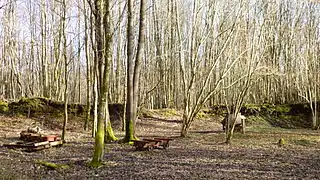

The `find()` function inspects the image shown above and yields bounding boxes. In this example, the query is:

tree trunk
[124,0,135,142]
[90,0,106,167]
[40,0,49,98]
[124,0,145,142]
[61,0,68,142]
[83,0,91,131]
[91,0,113,167]
[91,4,98,137]
[103,0,117,142]
[105,106,117,142]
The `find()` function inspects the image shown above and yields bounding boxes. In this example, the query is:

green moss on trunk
[105,121,118,142]
[90,128,105,168]
[124,119,136,142]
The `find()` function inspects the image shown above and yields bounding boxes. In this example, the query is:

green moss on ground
[196,108,215,119]
[196,111,207,119]
[0,100,8,113]
[242,104,261,115]
[8,97,87,117]
[278,138,286,146]
[140,108,179,118]
[140,108,156,118]
[208,102,316,129]
[159,108,179,117]
[291,139,314,146]
[9,97,54,115]
[210,105,228,115]
[36,160,70,170]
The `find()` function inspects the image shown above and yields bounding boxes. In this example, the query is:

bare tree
[61,0,68,142]
[103,0,117,142]
[90,0,114,167]
[175,0,247,137]
[124,0,146,142]
[83,0,91,131]
[40,0,49,98]
[296,3,319,129]
[90,0,106,167]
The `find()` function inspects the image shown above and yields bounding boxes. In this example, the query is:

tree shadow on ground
[141,117,181,124]
[137,122,178,131]
[190,130,222,134]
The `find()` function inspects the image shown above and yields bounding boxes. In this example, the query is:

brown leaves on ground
[0,114,320,179]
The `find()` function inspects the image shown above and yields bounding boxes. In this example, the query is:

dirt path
[1,114,320,179]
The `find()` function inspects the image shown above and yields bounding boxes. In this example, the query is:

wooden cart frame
[133,138,173,151]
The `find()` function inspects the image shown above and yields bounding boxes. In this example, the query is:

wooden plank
[25,141,63,152]
[20,132,43,142]
[49,140,63,147]
[3,142,25,149]
[146,138,173,149]
[133,140,155,151]
[33,141,50,147]
[4,140,63,152]
[40,135,59,142]
[26,145,47,152]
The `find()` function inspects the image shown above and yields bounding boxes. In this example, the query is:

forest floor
[0,112,320,180]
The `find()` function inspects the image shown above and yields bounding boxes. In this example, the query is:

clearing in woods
[0,109,320,179]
